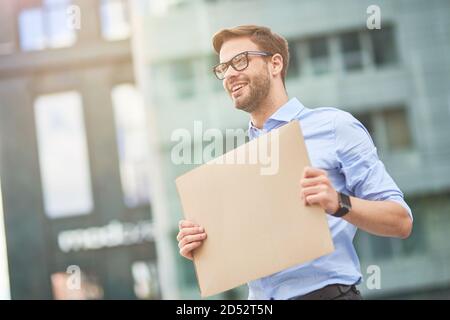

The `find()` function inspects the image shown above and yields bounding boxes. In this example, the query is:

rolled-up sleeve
[333,111,413,220]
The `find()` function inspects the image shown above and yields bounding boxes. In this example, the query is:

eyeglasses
[212,51,273,80]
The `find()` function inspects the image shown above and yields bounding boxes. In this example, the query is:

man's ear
[270,53,284,77]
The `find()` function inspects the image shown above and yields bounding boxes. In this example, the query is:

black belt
[289,284,361,300]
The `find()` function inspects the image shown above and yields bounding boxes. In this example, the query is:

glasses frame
[212,50,273,80]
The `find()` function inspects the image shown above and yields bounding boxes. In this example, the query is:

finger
[178,233,207,248]
[179,220,199,230]
[305,193,324,205]
[177,226,202,242]
[180,241,203,260]
[300,175,329,188]
[177,226,204,241]
[303,166,327,178]
[301,185,326,198]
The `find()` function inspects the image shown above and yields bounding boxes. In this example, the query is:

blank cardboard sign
[175,120,334,297]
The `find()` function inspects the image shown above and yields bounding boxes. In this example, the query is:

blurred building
[0,0,175,299]
[130,0,450,299]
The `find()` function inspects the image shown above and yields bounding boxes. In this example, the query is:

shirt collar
[248,97,305,134]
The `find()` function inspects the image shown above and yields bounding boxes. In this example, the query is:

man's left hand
[299,166,340,215]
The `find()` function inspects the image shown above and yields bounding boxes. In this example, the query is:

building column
[73,0,102,46]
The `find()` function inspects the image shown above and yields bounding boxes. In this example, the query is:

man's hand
[177,220,207,260]
[299,166,339,215]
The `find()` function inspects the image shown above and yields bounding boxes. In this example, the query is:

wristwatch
[333,192,352,217]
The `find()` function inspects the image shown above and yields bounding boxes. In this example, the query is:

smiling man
[176,25,413,300]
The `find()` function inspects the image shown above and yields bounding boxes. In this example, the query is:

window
[308,37,330,75]
[369,26,398,67]
[407,193,450,255]
[19,8,45,51]
[286,40,300,79]
[168,0,190,10]
[34,91,93,218]
[401,196,428,256]
[18,0,76,51]
[147,0,192,16]
[371,236,396,260]
[148,63,166,100]
[354,113,374,137]
[172,60,195,98]
[100,0,131,41]
[206,54,223,91]
[356,195,429,261]
[340,31,363,71]
[112,84,152,208]
[383,108,412,151]
[353,107,412,152]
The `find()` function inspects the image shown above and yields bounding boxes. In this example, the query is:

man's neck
[250,90,289,129]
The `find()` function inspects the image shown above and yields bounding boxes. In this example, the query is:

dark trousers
[289,284,363,300]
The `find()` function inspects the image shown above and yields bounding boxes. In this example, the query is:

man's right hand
[177,220,207,260]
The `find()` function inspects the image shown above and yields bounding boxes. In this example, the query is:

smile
[231,83,248,97]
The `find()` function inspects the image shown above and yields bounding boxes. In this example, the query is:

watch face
[340,193,351,208]
[342,203,351,211]
[335,192,351,217]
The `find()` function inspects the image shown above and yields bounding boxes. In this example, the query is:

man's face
[219,37,271,113]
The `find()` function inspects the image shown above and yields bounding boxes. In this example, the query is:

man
[176,25,413,300]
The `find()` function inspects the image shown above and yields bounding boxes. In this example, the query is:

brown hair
[212,25,290,85]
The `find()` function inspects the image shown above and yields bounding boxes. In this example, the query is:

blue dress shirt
[247,98,412,300]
